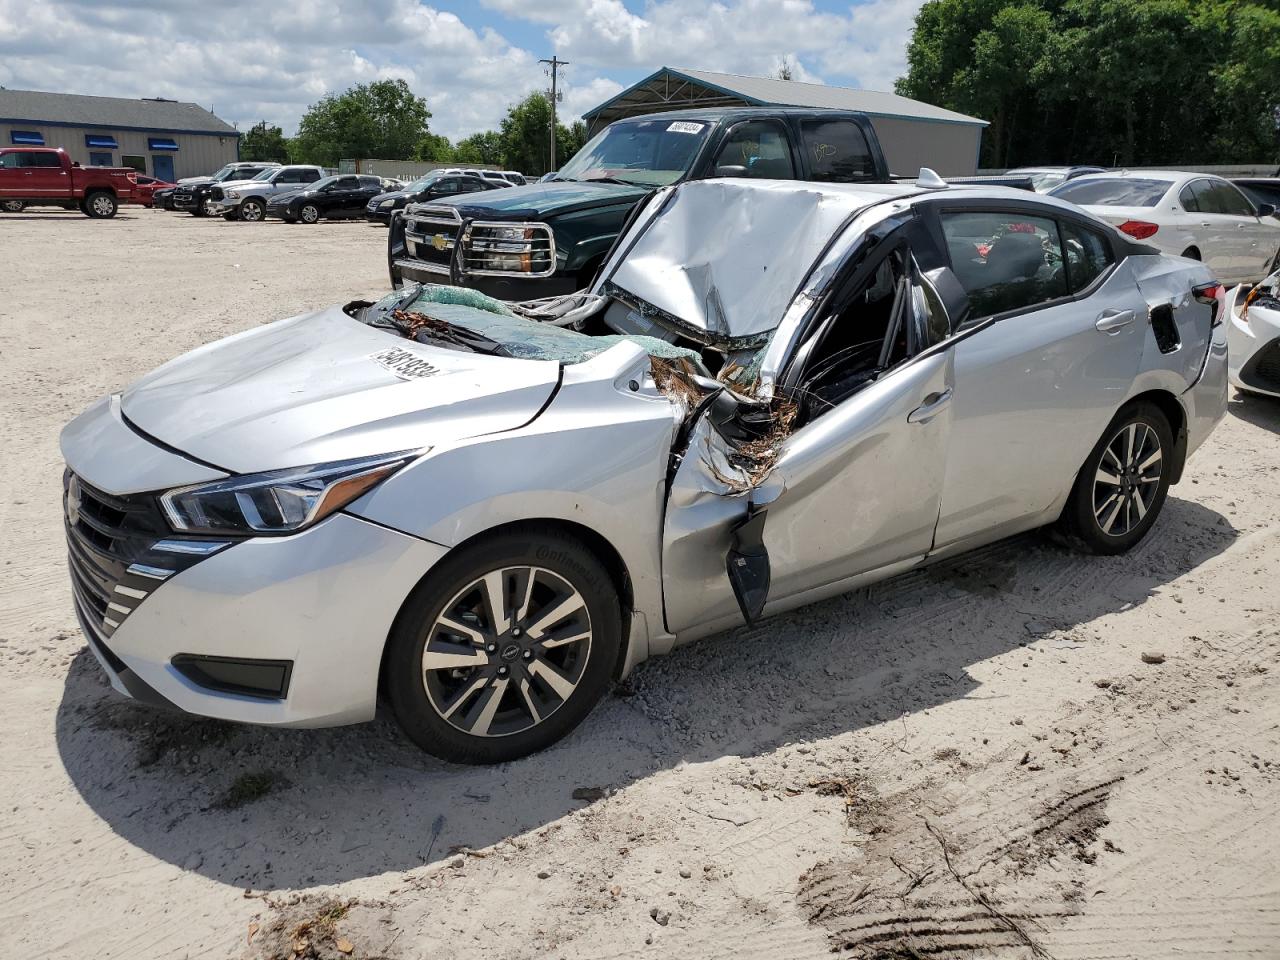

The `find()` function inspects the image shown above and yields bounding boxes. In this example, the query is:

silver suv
[209,165,326,221]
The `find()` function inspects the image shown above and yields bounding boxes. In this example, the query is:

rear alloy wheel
[1,200,24,213]
[1058,402,1173,554]
[238,198,264,222]
[387,530,621,763]
[299,203,321,224]
[84,191,117,219]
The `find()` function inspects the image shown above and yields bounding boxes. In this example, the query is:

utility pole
[539,54,568,172]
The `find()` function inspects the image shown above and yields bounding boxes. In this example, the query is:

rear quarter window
[799,119,877,182]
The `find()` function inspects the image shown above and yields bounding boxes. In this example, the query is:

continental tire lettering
[370,347,441,380]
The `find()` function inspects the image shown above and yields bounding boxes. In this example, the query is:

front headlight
[380,199,395,209]
[160,451,418,536]
[225,190,240,199]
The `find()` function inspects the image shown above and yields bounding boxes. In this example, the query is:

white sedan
[1051,170,1280,285]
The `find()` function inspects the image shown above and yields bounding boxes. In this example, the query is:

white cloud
[526,0,923,92]
[0,0,925,146]
[0,0,557,141]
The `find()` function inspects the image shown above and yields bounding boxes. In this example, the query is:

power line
[539,54,569,172]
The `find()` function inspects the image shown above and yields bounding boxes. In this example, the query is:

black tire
[299,203,321,224]
[1,199,23,213]
[238,198,265,222]
[1057,401,1174,555]
[1181,246,1201,261]
[84,191,117,218]
[222,212,238,221]
[386,528,622,764]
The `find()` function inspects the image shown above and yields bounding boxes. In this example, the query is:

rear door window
[1214,181,1257,217]
[713,120,796,179]
[30,152,62,168]
[799,119,876,182]
[940,211,1068,320]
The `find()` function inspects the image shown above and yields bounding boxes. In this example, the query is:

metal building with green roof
[582,67,987,177]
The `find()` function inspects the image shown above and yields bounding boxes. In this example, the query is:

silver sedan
[60,177,1228,763]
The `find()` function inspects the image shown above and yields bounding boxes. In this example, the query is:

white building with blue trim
[0,88,240,182]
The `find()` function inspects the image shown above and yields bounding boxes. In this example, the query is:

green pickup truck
[387,106,892,300]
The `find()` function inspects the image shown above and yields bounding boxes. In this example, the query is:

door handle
[907,387,953,424]
[1095,308,1135,334]
[1202,221,1211,227]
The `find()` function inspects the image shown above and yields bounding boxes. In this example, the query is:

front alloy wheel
[239,199,264,222]
[423,566,592,737]
[299,203,320,224]
[387,530,621,763]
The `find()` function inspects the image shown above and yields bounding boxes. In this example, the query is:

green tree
[454,130,506,166]
[896,0,1280,168]
[414,132,454,162]
[290,79,433,166]
[499,92,579,176]
[239,121,290,163]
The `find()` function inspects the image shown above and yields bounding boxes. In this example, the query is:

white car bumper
[62,397,447,727]
[1225,285,1280,398]
[80,514,445,727]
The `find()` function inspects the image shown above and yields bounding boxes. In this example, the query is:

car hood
[370,190,413,205]
[429,179,651,219]
[219,178,272,192]
[120,305,561,474]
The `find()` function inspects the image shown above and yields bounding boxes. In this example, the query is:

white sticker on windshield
[370,346,440,380]
[667,121,705,134]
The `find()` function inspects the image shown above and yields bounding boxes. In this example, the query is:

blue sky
[0,0,927,141]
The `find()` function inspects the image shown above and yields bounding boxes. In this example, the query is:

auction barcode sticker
[370,346,440,380]
[667,121,705,134]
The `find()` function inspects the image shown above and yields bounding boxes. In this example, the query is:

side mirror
[714,164,749,178]
[1257,203,1277,218]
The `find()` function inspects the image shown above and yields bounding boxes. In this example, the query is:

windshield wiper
[579,176,649,187]
[390,308,512,357]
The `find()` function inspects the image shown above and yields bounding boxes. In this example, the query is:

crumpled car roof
[606,179,910,343]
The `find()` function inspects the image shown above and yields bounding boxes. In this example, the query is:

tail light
[1192,282,1222,305]
[1118,220,1159,240]
[1192,281,1224,327]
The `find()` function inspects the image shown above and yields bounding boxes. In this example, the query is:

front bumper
[1226,286,1280,398]
[61,399,448,727]
[210,198,239,215]
[389,256,580,299]
[77,510,446,727]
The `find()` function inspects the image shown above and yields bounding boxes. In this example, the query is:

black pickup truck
[388,106,897,300]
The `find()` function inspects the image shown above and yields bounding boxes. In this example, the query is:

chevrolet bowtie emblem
[431,234,448,251]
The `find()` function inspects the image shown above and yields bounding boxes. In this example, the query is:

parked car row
[142,162,523,224]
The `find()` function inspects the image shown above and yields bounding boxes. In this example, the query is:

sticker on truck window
[667,121,705,134]
[370,347,440,380]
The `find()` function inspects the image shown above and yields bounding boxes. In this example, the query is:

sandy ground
[1,205,1278,960]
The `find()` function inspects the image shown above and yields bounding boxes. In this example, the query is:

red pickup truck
[0,147,138,218]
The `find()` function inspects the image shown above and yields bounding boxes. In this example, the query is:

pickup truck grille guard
[402,205,557,280]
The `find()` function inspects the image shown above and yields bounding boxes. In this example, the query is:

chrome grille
[460,221,556,277]
[63,471,228,640]
[403,205,461,269]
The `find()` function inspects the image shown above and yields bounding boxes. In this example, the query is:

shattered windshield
[359,285,702,365]
[555,118,710,187]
